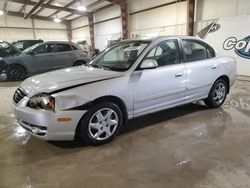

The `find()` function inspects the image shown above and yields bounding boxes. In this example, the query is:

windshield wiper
[88,64,111,71]
[85,64,93,68]
[99,65,111,71]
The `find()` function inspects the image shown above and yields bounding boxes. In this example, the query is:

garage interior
[0,0,250,187]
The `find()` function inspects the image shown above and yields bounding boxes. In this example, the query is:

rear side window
[56,44,72,52]
[182,39,215,62]
[30,41,39,46]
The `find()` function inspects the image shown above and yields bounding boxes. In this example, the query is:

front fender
[54,94,90,111]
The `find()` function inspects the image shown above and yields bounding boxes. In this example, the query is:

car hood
[20,66,124,96]
[1,53,26,64]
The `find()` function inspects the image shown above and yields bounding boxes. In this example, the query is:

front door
[31,43,57,74]
[133,39,186,117]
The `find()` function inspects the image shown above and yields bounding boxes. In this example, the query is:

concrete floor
[0,80,250,188]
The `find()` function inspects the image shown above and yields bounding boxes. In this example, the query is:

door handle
[175,72,183,77]
[212,64,217,69]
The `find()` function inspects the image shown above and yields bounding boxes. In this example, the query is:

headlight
[28,93,55,112]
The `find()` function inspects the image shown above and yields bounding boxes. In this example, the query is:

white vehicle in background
[13,36,237,145]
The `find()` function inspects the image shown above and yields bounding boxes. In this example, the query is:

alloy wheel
[88,108,118,141]
[213,83,226,105]
[11,69,21,78]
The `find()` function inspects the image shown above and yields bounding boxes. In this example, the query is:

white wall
[0,15,67,42]
[72,27,90,44]
[195,0,250,76]
[196,0,250,21]
[71,16,89,29]
[129,0,187,39]
[94,5,122,50]
[71,5,122,51]
[71,16,90,44]
[71,0,188,50]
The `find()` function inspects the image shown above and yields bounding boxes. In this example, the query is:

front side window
[34,44,55,54]
[145,40,180,67]
[89,40,150,72]
[56,44,72,52]
[182,40,215,62]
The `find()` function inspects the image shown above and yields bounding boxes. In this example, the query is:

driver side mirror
[140,59,158,70]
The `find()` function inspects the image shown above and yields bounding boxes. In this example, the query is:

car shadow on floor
[120,102,208,135]
[50,102,209,148]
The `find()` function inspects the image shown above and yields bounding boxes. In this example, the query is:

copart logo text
[223,36,250,59]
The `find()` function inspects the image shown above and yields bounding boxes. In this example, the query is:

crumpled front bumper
[13,104,87,141]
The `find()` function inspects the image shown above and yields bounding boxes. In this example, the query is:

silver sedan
[13,36,237,145]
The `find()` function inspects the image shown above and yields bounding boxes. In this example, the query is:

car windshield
[88,40,151,72]
[23,43,41,54]
[0,41,20,58]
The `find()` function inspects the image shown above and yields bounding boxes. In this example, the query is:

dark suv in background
[0,40,20,58]
[12,40,44,51]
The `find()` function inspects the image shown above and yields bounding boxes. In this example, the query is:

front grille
[13,88,27,104]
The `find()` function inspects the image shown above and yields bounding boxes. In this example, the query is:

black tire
[6,65,25,81]
[73,61,86,66]
[204,79,228,108]
[78,102,123,146]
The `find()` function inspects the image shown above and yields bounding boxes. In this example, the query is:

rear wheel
[79,102,123,146]
[6,65,25,81]
[204,79,228,108]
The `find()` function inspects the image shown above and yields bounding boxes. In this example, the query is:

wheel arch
[216,75,230,94]
[7,63,28,75]
[74,95,129,140]
[73,60,87,66]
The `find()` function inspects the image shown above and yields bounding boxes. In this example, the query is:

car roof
[124,35,202,42]
[43,41,77,45]
[13,39,43,42]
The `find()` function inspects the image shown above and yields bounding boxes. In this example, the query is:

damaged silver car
[13,36,237,145]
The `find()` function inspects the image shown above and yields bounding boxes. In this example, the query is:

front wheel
[79,102,123,146]
[204,79,228,108]
[6,65,25,81]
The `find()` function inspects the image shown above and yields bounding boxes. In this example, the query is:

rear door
[181,39,220,101]
[53,43,74,69]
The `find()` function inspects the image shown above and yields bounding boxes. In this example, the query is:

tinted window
[56,44,72,52]
[30,41,39,46]
[34,44,55,54]
[182,40,215,62]
[23,42,31,50]
[14,42,25,51]
[145,40,179,67]
[71,45,78,50]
